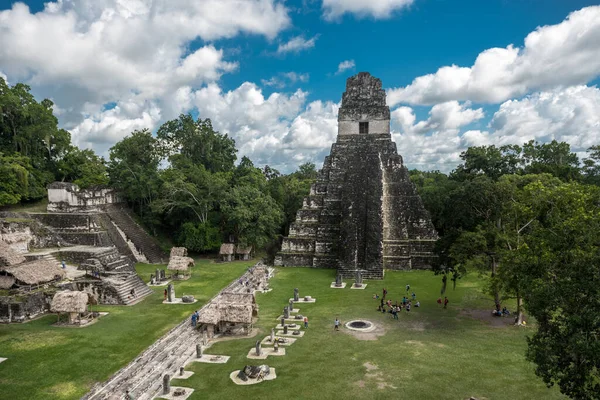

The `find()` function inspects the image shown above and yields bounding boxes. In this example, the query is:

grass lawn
[0,264,566,400]
[0,259,250,400]
[174,268,565,400]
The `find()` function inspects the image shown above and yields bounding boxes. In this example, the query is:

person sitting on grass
[373,294,379,300]
[502,307,510,316]
[492,309,502,317]
[415,301,420,308]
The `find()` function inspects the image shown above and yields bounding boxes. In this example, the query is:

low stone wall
[0,291,53,323]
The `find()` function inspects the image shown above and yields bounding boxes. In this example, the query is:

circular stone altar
[345,320,376,332]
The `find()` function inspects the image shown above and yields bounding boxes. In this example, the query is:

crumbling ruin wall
[0,291,53,323]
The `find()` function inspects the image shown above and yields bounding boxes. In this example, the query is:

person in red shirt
[444,297,449,309]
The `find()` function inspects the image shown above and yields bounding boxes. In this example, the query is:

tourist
[372,294,379,300]
[406,284,410,293]
[334,318,340,331]
[502,307,510,316]
[61,260,66,269]
[392,306,398,319]
[304,316,308,328]
[406,302,411,312]
[402,297,407,305]
[444,297,449,309]
[164,288,167,301]
[380,298,384,309]
[191,312,198,327]
[383,288,388,299]
[415,301,420,308]
[437,297,442,306]
[411,292,416,301]
[125,390,134,400]
[130,288,136,298]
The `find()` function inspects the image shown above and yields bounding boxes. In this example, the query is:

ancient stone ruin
[276,72,438,278]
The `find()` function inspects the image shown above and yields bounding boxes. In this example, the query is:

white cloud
[184,82,338,171]
[391,86,600,172]
[276,35,318,54]
[322,0,414,20]
[261,72,309,88]
[335,60,355,75]
[388,6,600,106]
[0,0,289,150]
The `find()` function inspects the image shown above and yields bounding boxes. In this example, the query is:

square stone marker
[330,282,347,289]
[0,358,6,364]
[149,280,171,287]
[247,347,286,359]
[350,284,368,290]
[154,387,194,400]
[275,324,302,330]
[276,330,305,338]
[172,371,194,380]
[188,355,230,364]
[289,297,316,303]
[260,336,297,347]
[162,298,198,305]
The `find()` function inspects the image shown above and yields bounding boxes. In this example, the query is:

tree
[157,114,237,173]
[107,129,162,221]
[505,181,600,399]
[57,147,109,188]
[221,185,284,249]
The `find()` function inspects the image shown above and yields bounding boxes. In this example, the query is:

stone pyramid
[275,72,438,279]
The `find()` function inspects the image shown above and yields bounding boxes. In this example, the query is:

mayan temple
[275,72,438,279]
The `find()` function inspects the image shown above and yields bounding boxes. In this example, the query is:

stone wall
[74,280,121,305]
[47,182,122,213]
[0,291,52,323]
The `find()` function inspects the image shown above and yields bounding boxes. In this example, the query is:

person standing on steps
[334,317,340,331]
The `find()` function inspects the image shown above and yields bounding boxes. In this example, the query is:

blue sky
[1,0,600,172]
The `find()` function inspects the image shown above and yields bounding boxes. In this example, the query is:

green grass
[0,259,250,400]
[0,199,48,213]
[174,268,565,400]
[0,265,566,400]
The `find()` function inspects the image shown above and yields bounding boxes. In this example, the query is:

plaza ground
[0,262,565,400]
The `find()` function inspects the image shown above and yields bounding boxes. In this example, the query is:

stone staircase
[83,320,198,400]
[105,274,154,306]
[41,253,63,270]
[103,205,166,264]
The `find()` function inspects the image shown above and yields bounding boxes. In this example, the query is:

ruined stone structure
[276,72,437,279]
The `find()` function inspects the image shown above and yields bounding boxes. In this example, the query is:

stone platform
[330,282,347,288]
[261,336,297,347]
[188,355,230,364]
[162,298,198,305]
[230,368,277,385]
[154,387,194,400]
[350,284,367,290]
[276,330,305,338]
[289,297,316,303]
[247,348,286,359]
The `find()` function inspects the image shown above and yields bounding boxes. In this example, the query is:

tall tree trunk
[516,288,524,325]
[491,255,500,309]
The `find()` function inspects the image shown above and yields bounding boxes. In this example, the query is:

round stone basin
[345,320,375,332]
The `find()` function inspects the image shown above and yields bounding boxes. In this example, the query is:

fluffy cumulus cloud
[322,0,414,20]
[276,35,318,54]
[387,6,600,106]
[0,0,290,152]
[391,86,600,171]
[185,82,339,171]
[335,60,355,75]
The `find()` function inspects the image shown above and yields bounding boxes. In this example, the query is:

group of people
[492,306,511,317]
[375,286,421,318]
[437,296,449,308]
